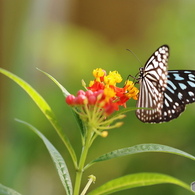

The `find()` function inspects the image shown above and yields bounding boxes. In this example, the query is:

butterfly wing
[136,45,169,123]
[160,70,195,122]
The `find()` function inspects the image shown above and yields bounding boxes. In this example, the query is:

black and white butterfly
[136,45,195,123]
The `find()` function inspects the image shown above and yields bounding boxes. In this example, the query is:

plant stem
[73,130,92,195]
[80,175,96,195]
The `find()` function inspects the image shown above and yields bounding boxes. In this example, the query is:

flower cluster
[66,68,138,115]
[66,68,139,137]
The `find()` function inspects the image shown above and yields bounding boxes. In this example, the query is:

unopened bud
[115,122,124,128]
[101,131,108,137]
[65,95,76,105]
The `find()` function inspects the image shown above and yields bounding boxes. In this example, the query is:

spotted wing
[158,70,195,122]
[136,45,169,123]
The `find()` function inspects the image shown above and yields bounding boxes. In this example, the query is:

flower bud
[101,131,108,137]
[88,95,96,105]
[77,90,86,96]
[66,95,76,105]
[75,94,87,105]
[85,90,94,97]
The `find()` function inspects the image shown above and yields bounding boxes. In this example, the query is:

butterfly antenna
[126,48,142,84]
[126,48,143,67]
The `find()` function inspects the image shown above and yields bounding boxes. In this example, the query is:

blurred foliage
[1,0,195,194]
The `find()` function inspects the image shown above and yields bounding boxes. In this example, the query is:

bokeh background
[1,0,195,194]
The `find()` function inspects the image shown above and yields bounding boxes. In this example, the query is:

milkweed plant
[0,67,195,195]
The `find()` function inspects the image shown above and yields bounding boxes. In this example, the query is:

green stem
[80,175,96,195]
[74,130,92,195]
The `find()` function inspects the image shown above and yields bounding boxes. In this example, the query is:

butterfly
[136,45,195,123]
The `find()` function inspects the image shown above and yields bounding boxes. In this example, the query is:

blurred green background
[1,0,195,194]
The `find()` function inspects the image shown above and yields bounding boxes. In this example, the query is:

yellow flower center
[124,80,139,100]
[104,71,122,86]
[93,68,105,78]
[104,87,116,101]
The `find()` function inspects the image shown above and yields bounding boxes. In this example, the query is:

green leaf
[88,172,192,195]
[36,68,70,97]
[86,144,195,169]
[15,119,73,195]
[0,68,77,166]
[0,183,22,195]
[72,109,86,138]
[37,68,86,139]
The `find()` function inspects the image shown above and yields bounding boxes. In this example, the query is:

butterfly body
[136,45,195,123]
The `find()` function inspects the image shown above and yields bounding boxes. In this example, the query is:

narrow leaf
[37,68,86,137]
[16,119,73,195]
[88,172,191,195]
[0,183,22,195]
[0,68,77,166]
[36,68,70,97]
[86,144,195,169]
[72,109,86,138]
